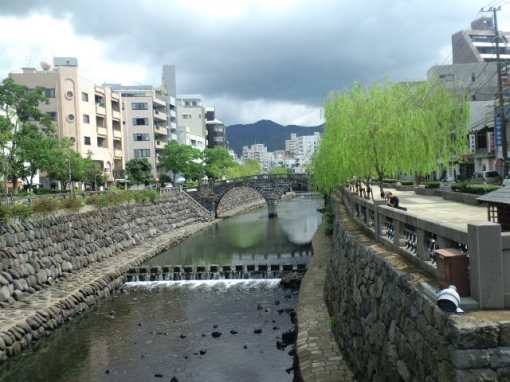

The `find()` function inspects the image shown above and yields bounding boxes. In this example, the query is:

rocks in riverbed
[280,272,303,288]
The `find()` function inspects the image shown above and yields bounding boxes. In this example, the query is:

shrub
[0,203,34,222]
[451,183,501,195]
[61,197,84,211]
[33,198,60,213]
[85,194,111,207]
[400,180,414,186]
[422,182,441,189]
[383,178,398,184]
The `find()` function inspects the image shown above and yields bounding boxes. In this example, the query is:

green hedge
[383,178,398,184]
[451,183,501,195]
[422,182,441,189]
[400,180,414,186]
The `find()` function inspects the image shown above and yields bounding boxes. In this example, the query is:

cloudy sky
[0,0,509,126]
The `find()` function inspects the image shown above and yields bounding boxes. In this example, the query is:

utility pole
[483,6,509,176]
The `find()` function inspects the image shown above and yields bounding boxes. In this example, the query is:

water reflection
[145,195,323,267]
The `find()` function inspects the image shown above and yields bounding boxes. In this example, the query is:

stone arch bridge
[183,174,309,217]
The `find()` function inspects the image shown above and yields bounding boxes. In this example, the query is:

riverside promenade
[296,189,490,382]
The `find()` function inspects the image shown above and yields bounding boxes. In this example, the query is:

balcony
[155,140,165,149]
[169,110,176,118]
[96,105,106,116]
[97,126,107,136]
[170,122,177,131]
[154,126,168,136]
[112,110,121,120]
[113,128,122,139]
[113,169,125,179]
[153,110,167,121]
[114,149,123,158]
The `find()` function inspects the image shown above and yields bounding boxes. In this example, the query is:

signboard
[495,115,503,147]
[469,134,476,154]
[489,132,495,153]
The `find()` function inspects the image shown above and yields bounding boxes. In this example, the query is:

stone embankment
[324,191,510,381]
[0,189,219,362]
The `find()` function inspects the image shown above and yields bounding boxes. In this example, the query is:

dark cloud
[0,0,500,124]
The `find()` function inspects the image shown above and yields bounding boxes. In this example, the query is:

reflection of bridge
[184,174,309,217]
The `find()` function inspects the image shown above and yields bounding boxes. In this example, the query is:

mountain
[226,119,324,157]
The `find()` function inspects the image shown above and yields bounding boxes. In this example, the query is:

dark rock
[230,330,238,335]
[253,328,262,334]
[154,373,163,377]
[276,341,286,350]
[282,330,296,344]
[275,300,280,305]
[211,331,222,338]
[257,304,263,310]
[179,334,186,339]
[199,349,207,355]
[170,377,179,382]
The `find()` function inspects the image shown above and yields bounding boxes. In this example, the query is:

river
[0,194,323,382]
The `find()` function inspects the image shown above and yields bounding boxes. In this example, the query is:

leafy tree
[203,147,235,180]
[160,140,202,184]
[269,166,289,175]
[125,158,153,185]
[242,159,262,176]
[83,152,107,190]
[159,173,172,186]
[46,138,87,193]
[311,79,470,196]
[0,78,55,194]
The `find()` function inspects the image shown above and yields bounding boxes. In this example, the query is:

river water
[0,194,323,382]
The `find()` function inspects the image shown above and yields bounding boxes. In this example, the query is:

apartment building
[242,143,269,171]
[176,95,206,149]
[106,84,170,184]
[9,57,125,187]
[161,65,178,141]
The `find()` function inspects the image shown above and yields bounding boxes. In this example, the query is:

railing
[339,186,510,309]
[113,169,125,179]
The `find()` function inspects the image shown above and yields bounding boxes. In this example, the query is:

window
[84,136,91,145]
[67,114,75,121]
[83,114,90,123]
[182,114,191,119]
[214,137,224,142]
[82,92,89,102]
[134,149,150,158]
[47,112,57,121]
[133,133,150,141]
[44,89,56,98]
[66,91,73,99]
[214,126,224,132]
[132,102,148,110]
[472,72,476,82]
[439,74,454,81]
[132,118,149,125]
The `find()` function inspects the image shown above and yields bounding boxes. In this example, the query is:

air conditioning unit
[435,248,470,297]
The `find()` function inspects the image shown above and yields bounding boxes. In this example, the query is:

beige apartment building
[9,57,125,188]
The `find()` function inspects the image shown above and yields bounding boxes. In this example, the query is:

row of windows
[83,136,108,147]
[134,133,150,141]
[132,102,148,110]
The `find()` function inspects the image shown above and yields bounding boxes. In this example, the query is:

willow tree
[311,79,470,197]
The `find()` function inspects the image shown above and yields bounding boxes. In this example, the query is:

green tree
[241,159,262,176]
[46,138,87,193]
[125,158,153,185]
[311,79,470,196]
[83,152,107,190]
[159,173,172,186]
[269,166,289,175]
[160,140,202,184]
[0,78,55,194]
[203,147,235,180]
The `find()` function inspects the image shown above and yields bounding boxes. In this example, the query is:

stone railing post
[374,199,387,243]
[467,222,504,309]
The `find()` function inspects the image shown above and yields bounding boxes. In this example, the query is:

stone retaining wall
[324,192,510,381]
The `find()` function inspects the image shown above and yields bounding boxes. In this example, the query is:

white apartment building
[106,84,170,183]
[10,57,125,187]
[176,95,206,147]
[242,143,269,171]
[177,126,206,151]
[161,65,178,141]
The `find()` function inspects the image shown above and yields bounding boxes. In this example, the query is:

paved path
[381,190,487,229]
[296,221,355,382]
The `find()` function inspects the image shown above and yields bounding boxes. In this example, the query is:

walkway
[296,221,355,382]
